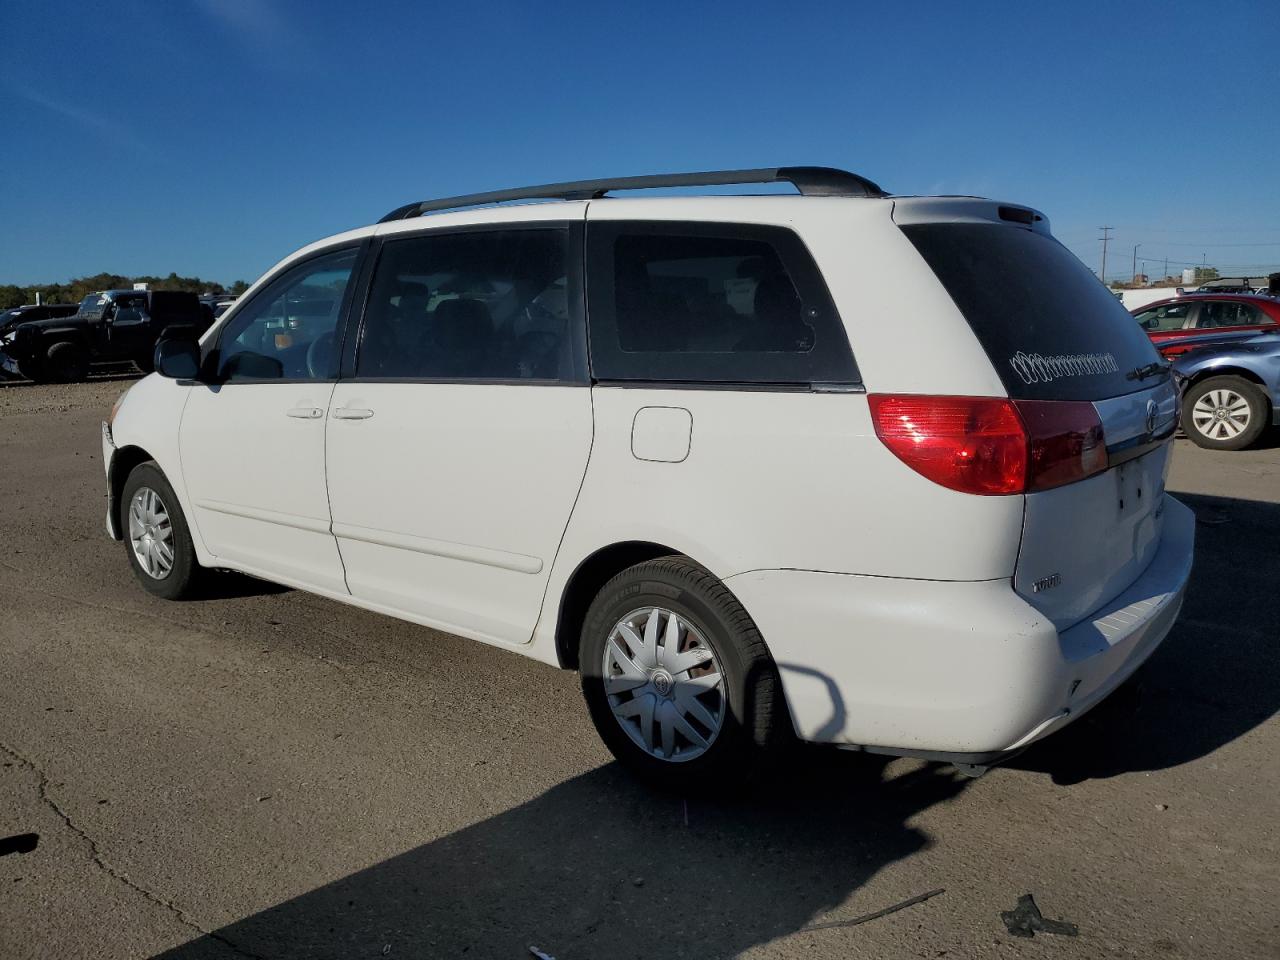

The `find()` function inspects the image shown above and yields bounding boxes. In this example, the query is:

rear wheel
[579,556,787,790]
[1182,375,1268,450]
[120,462,204,600]
[44,341,89,383]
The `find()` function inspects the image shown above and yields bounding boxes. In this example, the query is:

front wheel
[579,556,787,790]
[120,462,205,600]
[44,341,89,383]
[1182,375,1268,450]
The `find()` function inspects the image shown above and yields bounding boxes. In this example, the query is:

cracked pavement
[1,378,1278,959]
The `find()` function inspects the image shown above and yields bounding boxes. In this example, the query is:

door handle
[331,407,374,420]
[286,406,324,419]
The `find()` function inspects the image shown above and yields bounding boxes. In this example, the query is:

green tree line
[0,272,249,310]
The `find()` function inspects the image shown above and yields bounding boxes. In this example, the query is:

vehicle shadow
[1013,491,1280,784]
[194,571,292,601]
[152,753,966,960]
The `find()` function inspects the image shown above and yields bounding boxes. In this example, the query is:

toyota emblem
[1145,399,1158,435]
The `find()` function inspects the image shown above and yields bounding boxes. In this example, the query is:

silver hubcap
[602,607,726,763]
[128,486,175,579]
[1192,388,1251,440]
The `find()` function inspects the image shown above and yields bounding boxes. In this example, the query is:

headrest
[754,275,801,320]
[394,281,430,302]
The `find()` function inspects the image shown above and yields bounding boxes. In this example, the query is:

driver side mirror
[154,337,201,380]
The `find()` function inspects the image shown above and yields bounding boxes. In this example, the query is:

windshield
[78,294,109,319]
[901,223,1165,401]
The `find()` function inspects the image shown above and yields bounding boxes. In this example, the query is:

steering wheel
[306,331,335,379]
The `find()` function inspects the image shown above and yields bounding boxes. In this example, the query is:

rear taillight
[867,395,1107,496]
[1014,399,1107,491]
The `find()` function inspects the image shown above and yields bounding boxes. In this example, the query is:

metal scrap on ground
[802,888,946,932]
[1000,893,1080,938]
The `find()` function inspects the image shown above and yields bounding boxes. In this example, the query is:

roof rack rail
[377,166,888,222]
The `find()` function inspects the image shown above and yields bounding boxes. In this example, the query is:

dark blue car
[1173,332,1280,450]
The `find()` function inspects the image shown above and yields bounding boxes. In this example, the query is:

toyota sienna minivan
[102,167,1194,787]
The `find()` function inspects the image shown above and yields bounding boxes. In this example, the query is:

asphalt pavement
[1,377,1277,959]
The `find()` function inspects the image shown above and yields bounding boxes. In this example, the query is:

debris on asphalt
[1156,803,1169,811]
[803,887,946,932]
[528,947,556,960]
[1000,893,1079,938]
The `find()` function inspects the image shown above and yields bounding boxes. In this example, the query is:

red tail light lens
[1014,399,1107,491]
[868,395,1107,496]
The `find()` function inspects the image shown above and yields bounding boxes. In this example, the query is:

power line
[1134,240,1280,248]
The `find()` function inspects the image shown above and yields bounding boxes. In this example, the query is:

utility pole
[1099,226,1113,283]
[1164,256,1168,280]
[1132,243,1141,283]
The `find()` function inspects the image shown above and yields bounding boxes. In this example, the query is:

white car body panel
[102,374,213,564]
[180,382,348,594]
[325,382,593,646]
[726,496,1193,752]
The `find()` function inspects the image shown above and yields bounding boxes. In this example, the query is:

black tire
[579,556,788,790]
[44,341,89,383]
[1181,375,1268,451]
[120,462,205,600]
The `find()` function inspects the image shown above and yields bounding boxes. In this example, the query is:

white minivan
[103,167,1194,787]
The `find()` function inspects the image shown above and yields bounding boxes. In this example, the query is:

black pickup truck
[0,289,210,382]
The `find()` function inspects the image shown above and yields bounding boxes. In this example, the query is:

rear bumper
[725,494,1195,755]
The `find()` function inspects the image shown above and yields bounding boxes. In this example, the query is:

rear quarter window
[901,223,1163,401]
[586,221,858,385]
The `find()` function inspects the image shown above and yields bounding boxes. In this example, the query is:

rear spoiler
[891,197,1052,237]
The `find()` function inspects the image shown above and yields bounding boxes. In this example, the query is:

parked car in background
[101,167,1194,788]
[198,294,239,323]
[0,289,208,383]
[1132,293,1279,358]
[1172,332,1280,450]
[0,302,78,335]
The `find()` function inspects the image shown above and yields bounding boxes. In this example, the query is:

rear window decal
[1009,351,1118,385]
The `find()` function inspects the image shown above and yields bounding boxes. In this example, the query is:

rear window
[901,223,1163,401]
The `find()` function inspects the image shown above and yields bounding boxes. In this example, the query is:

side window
[1196,302,1241,329]
[113,302,146,326]
[1135,302,1192,331]
[1198,302,1267,328]
[217,248,357,381]
[586,221,857,385]
[356,228,582,381]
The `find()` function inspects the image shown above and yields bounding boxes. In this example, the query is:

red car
[1132,293,1280,358]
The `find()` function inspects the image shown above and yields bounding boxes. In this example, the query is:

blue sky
[2,0,1277,287]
